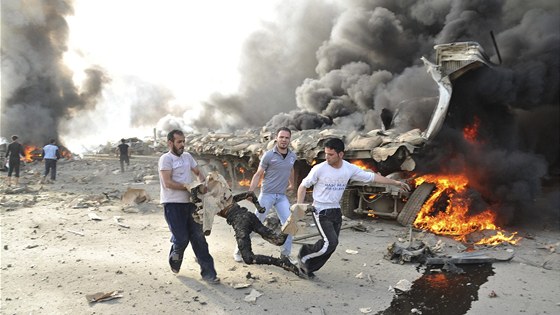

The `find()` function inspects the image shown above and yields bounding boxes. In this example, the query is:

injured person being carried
[187,171,310,276]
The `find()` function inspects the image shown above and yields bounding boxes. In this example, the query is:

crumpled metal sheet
[182,126,426,171]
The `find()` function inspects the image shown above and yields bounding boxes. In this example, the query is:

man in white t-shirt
[296,138,410,279]
[42,139,60,183]
[158,129,219,284]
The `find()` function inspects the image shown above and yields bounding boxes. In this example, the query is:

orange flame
[22,145,42,162]
[351,159,376,171]
[238,179,251,187]
[237,166,250,186]
[463,117,480,143]
[413,174,520,245]
[60,148,72,160]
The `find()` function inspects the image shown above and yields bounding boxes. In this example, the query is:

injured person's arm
[232,191,266,213]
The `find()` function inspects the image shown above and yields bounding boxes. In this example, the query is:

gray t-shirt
[259,146,296,194]
[158,151,197,203]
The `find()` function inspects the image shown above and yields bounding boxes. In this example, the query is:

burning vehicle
[182,42,525,245]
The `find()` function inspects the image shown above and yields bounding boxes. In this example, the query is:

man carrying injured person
[296,138,410,279]
[190,171,300,276]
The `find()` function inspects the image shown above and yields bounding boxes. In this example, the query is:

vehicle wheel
[341,188,360,219]
[397,182,435,226]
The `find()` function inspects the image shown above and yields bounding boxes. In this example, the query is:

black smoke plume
[1,0,108,145]
[182,0,559,225]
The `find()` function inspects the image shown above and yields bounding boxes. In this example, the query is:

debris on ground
[244,289,262,303]
[393,279,413,293]
[88,212,102,221]
[121,188,151,206]
[385,240,433,264]
[231,282,251,289]
[85,290,123,303]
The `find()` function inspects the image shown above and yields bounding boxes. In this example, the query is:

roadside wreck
[179,42,497,231]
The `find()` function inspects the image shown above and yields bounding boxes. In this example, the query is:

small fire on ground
[23,145,42,162]
[413,174,521,245]
[237,167,251,187]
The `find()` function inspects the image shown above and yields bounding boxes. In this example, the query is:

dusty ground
[1,156,559,315]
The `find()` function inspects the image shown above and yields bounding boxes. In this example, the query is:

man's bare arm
[296,184,307,204]
[287,169,295,191]
[248,166,265,192]
[372,173,410,191]
[191,166,206,183]
[159,170,187,191]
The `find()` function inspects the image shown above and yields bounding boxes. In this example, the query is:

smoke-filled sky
[2,0,558,147]
[1,0,559,223]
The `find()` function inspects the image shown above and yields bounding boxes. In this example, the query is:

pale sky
[65,0,278,103]
[61,0,280,151]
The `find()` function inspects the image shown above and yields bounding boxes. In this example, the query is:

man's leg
[298,209,342,275]
[163,203,190,273]
[233,193,276,260]
[253,193,291,253]
[7,160,13,186]
[254,193,274,221]
[120,158,125,172]
[251,214,288,246]
[274,195,292,257]
[232,215,299,275]
[51,161,57,180]
[13,161,20,178]
[185,203,218,281]
[44,160,50,178]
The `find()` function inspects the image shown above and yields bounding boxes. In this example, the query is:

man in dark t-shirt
[6,135,24,186]
[116,139,130,172]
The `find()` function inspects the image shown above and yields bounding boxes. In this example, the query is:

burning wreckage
[184,42,520,246]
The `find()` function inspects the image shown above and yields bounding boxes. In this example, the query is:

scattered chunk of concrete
[244,289,262,303]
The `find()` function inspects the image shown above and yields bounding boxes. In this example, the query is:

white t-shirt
[158,151,197,203]
[300,160,375,211]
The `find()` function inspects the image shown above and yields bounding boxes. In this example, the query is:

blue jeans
[254,193,292,256]
[163,203,217,279]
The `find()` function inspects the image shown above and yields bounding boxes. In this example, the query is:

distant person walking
[158,129,219,284]
[116,139,130,172]
[6,135,24,186]
[42,139,60,183]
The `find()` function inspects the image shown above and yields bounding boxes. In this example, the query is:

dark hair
[167,129,184,141]
[121,138,126,143]
[324,138,345,153]
[49,139,56,144]
[11,135,18,141]
[276,127,291,136]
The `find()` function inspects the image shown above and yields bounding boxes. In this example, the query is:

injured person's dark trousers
[226,205,298,275]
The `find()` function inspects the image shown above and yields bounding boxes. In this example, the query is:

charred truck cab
[339,41,493,224]
[184,42,492,226]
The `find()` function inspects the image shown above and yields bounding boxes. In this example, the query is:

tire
[397,182,435,226]
[341,188,360,219]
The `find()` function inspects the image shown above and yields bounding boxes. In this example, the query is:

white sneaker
[233,249,243,262]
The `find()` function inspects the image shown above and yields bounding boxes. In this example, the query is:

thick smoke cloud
[1,0,108,145]
[182,0,558,224]
[2,0,558,224]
